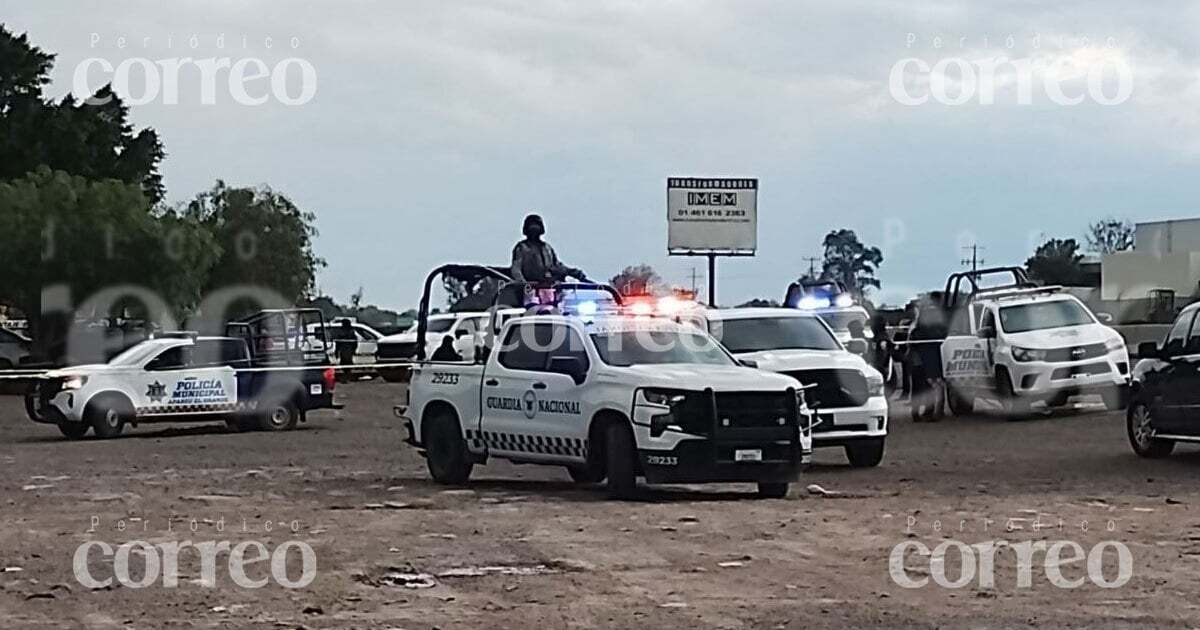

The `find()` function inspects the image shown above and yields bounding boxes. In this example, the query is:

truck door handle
[485,379,499,387]
[532,382,547,390]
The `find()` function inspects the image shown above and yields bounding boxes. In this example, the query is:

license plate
[310,384,323,395]
[735,449,763,462]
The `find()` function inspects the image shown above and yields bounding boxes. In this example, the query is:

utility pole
[961,244,985,273]
[802,256,821,278]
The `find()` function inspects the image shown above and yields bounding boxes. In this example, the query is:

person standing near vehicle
[332,319,357,381]
[510,214,588,285]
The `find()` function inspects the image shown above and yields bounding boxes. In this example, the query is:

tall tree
[184,181,325,309]
[820,229,883,298]
[1026,238,1086,285]
[609,264,663,296]
[1086,217,1135,254]
[0,24,165,202]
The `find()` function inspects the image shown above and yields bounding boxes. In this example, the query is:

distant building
[1102,218,1200,303]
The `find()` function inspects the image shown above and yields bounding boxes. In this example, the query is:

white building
[1102,218,1200,301]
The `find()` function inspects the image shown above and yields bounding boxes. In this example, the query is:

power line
[802,256,821,278]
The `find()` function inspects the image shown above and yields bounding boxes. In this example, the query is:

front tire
[566,465,605,484]
[87,397,128,439]
[604,423,638,499]
[996,370,1030,420]
[1127,402,1174,458]
[425,412,473,484]
[757,482,789,498]
[946,384,972,416]
[58,421,90,440]
[845,437,886,467]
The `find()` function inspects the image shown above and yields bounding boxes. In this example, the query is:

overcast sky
[5,0,1200,309]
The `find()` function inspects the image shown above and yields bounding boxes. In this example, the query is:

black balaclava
[522,214,545,241]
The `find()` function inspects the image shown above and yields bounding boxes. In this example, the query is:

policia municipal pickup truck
[25,309,340,439]
[395,265,813,499]
[936,268,1129,418]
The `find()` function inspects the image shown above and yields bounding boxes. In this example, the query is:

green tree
[1025,238,1085,285]
[609,264,663,296]
[184,181,325,308]
[1086,217,1135,254]
[820,229,883,298]
[0,168,216,353]
[0,24,165,202]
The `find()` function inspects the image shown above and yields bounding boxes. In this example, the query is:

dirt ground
[3,380,1200,629]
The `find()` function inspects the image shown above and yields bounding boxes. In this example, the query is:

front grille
[785,369,868,409]
[1044,343,1107,363]
[1051,363,1110,380]
[714,391,795,428]
[377,341,418,360]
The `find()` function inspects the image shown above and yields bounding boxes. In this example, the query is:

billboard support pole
[708,253,717,307]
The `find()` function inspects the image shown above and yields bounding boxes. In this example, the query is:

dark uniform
[431,335,463,362]
[510,214,586,285]
[332,320,357,381]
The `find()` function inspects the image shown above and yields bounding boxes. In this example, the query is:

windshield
[109,342,169,366]
[818,311,868,332]
[712,317,840,353]
[427,318,456,333]
[999,300,1094,333]
[590,331,734,367]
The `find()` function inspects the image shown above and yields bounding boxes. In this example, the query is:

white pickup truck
[704,308,888,467]
[397,305,813,499]
[937,268,1130,417]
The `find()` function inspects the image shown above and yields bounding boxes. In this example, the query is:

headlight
[1105,337,1126,353]
[640,388,688,406]
[866,372,885,396]
[61,376,88,390]
[1011,347,1047,362]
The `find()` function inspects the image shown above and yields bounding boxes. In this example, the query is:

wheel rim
[270,406,290,427]
[105,409,120,428]
[1131,405,1154,448]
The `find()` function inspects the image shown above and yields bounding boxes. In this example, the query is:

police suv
[396,272,813,499]
[938,268,1129,417]
[26,310,339,439]
[705,308,888,467]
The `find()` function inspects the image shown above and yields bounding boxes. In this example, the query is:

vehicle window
[497,322,555,371]
[427,318,456,334]
[979,309,996,332]
[193,340,250,367]
[998,300,1095,334]
[948,308,971,336]
[1165,311,1196,356]
[817,311,868,332]
[710,317,840,353]
[590,330,734,367]
[459,317,481,337]
[547,323,590,373]
[145,346,190,370]
[354,328,376,341]
[1187,315,1200,354]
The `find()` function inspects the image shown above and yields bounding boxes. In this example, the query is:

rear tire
[946,384,972,416]
[425,412,473,484]
[845,437,886,467]
[1127,401,1174,458]
[604,422,638,500]
[257,397,299,431]
[87,396,129,439]
[58,421,89,440]
[756,482,789,499]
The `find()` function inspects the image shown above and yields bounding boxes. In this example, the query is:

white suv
[704,308,888,467]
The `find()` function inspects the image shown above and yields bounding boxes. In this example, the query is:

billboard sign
[667,177,758,255]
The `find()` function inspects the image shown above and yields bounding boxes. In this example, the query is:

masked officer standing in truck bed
[510,214,588,285]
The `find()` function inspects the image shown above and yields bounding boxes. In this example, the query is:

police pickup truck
[937,268,1129,417]
[704,308,888,467]
[396,267,812,499]
[25,309,339,439]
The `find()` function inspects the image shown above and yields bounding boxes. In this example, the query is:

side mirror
[548,355,587,385]
[977,325,996,339]
[1097,312,1114,324]
[738,358,759,369]
[1137,341,1160,359]
[845,339,868,356]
